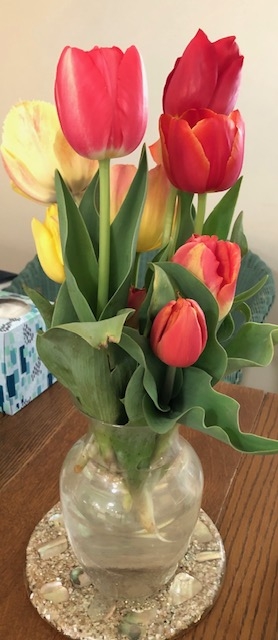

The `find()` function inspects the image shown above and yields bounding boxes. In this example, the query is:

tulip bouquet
[2,29,278,476]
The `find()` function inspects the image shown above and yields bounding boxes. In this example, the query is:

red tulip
[150,297,208,367]
[163,29,243,116]
[55,45,148,159]
[127,286,146,328]
[172,234,241,320]
[159,108,244,193]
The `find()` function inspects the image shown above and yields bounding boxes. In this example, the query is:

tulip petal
[55,45,147,159]
[116,46,148,155]
[32,216,65,283]
[1,101,98,203]
[163,29,218,115]
[137,165,171,252]
[160,114,210,193]
[110,164,137,221]
[1,102,59,202]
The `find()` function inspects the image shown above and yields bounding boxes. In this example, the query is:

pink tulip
[172,234,241,320]
[159,108,244,194]
[163,29,243,116]
[150,297,208,367]
[55,45,148,160]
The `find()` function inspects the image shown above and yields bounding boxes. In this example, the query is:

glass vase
[60,416,203,600]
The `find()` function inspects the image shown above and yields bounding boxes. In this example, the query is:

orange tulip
[159,108,244,194]
[150,297,208,367]
[172,234,241,320]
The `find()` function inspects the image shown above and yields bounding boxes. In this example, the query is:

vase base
[26,504,225,639]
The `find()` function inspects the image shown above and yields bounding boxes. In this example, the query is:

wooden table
[0,382,277,640]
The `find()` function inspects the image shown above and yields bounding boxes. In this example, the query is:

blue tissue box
[0,291,55,415]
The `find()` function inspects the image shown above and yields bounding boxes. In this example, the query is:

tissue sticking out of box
[0,297,31,319]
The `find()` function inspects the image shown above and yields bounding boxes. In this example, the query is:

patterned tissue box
[0,291,56,415]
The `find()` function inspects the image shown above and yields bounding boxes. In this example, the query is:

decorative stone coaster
[26,504,225,640]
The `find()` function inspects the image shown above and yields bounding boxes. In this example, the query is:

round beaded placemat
[26,504,225,640]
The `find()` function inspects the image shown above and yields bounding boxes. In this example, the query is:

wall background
[0,0,277,391]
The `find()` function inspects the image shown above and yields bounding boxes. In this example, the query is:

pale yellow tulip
[31,204,65,283]
[1,101,98,204]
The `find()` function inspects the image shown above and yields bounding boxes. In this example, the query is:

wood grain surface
[0,382,277,640]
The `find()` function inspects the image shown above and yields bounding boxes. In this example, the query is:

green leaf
[101,146,148,319]
[230,211,248,256]
[143,367,278,453]
[124,365,146,423]
[233,275,268,305]
[55,171,98,321]
[157,262,227,381]
[139,263,176,336]
[217,313,235,343]
[231,301,252,323]
[79,171,100,257]
[54,309,133,349]
[225,322,278,373]
[24,286,54,328]
[51,281,79,326]
[37,329,123,423]
[203,177,243,239]
[119,327,168,411]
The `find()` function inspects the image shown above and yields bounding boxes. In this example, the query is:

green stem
[161,186,178,248]
[194,193,207,235]
[133,253,141,287]
[161,365,176,408]
[97,158,110,316]
[167,194,181,259]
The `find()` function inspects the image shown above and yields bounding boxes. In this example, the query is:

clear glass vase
[60,417,203,600]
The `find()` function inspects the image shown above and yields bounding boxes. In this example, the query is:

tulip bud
[172,234,241,320]
[150,297,208,367]
[127,286,146,328]
[31,204,65,283]
[55,45,148,160]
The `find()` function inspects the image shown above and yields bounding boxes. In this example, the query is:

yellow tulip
[110,162,171,253]
[1,101,98,204]
[31,204,65,283]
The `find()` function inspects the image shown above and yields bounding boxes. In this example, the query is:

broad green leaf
[51,281,79,326]
[124,365,146,423]
[54,309,132,349]
[217,313,235,343]
[101,147,148,319]
[55,171,98,320]
[139,263,176,336]
[157,262,227,381]
[203,177,243,239]
[79,171,100,256]
[37,329,123,423]
[143,367,278,453]
[225,322,278,373]
[24,286,54,328]
[119,327,168,411]
[231,211,248,256]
